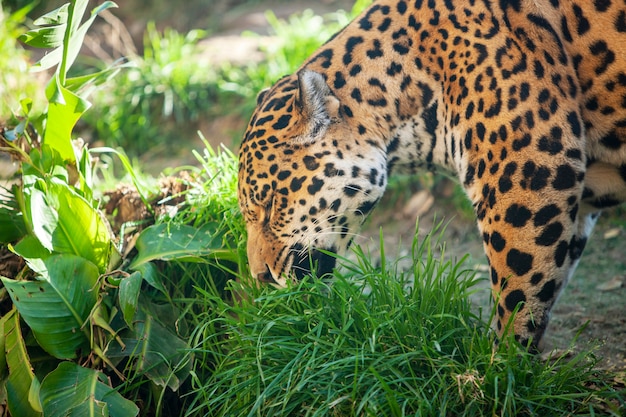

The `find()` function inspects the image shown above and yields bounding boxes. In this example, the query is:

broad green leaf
[130,223,225,269]
[29,184,57,252]
[0,312,6,381]
[23,145,70,184]
[1,255,99,359]
[118,272,142,328]
[30,46,63,72]
[40,362,138,417]
[44,76,89,164]
[106,308,191,391]
[133,262,167,297]
[59,0,90,82]
[26,179,114,273]
[67,0,89,34]
[18,3,68,48]
[61,1,118,82]
[3,309,42,417]
[29,377,42,413]
[66,399,108,417]
[27,2,117,74]
[64,62,128,94]
[32,3,69,26]
[19,26,66,48]
[21,97,34,115]
[45,68,66,104]
[11,235,51,276]
[0,206,26,244]
[77,142,93,199]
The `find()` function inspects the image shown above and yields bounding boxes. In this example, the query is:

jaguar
[237,0,626,350]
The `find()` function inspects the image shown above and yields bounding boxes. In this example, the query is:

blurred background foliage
[2,0,359,160]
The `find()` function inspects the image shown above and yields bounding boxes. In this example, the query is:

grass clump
[181,228,623,416]
[161,136,248,270]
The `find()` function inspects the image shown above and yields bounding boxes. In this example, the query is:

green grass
[125,141,623,415]
[173,225,623,417]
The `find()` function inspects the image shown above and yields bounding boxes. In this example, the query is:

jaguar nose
[256,265,275,283]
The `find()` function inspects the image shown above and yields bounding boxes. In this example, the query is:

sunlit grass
[175,225,623,417]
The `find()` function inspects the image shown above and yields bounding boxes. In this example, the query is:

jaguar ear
[256,88,270,106]
[297,69,339,141]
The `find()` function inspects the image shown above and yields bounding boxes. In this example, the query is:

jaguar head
[238,70,388,285]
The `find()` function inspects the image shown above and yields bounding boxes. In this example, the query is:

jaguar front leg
[467,151,591,351]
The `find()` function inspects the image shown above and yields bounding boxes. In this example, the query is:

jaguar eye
[262,197,274,225]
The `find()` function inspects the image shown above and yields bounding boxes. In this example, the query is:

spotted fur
[238,0,626,350]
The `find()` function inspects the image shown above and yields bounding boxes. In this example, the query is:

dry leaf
[596,276,624,291]
[613,371,626,387]
[603,228,621,239]
[402,190,434,218]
